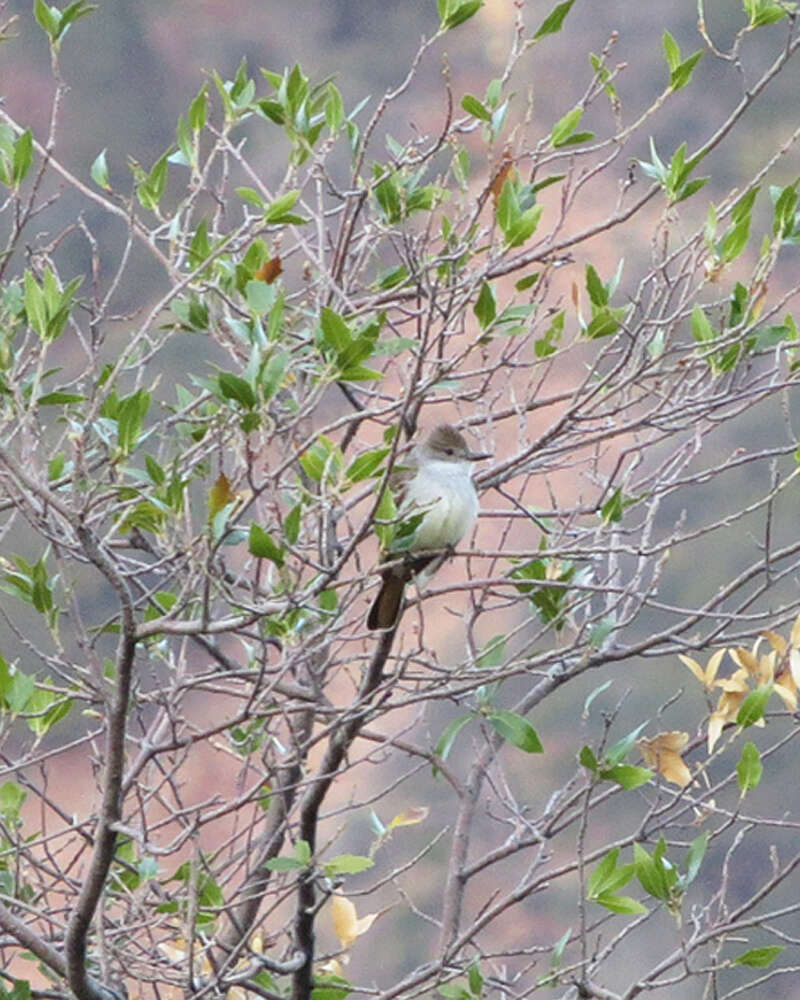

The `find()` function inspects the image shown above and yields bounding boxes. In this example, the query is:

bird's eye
[445,447,454,455]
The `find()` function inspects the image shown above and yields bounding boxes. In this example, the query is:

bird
[366,423,490,630]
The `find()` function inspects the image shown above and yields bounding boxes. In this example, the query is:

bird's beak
[466,449,492,462]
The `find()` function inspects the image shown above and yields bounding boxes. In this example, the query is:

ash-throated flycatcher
[367,423,490,630]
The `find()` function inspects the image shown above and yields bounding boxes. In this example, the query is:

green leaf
[248,523,285,566]
[345,447,390,484]
[550,107,592,148]
[0,781,26,819]
[487,710,543,753]
[283,503,302,545]
[533,0,575,39]
[37,391,84,406]
[189,86,208,130]
[236,186,264,209]
[663,31,703,90]
[587,848,634,897]
[137,152,169,211]
[245,280,274,315]
[312,977,352,1000]
[319,306,352,355]
[433,714,473,774]
[736,684,773,727]
[605,722,648,768]
[585,264,608,307]
[475,634,506,670]
[116,389,150,455]
[90,148,110,190]
[600,487,637,524]
[264,855,305,872]
[264,189,303,224]
[322,854,374,877]
[737,740,763,795]
[634,840,676,902]
[683,833,708,887]
[12,129,33,186]
[579,745,599,772]
[535,310,563,357]
[473,282,496,330]
[467,962,483,997]
[34,0,58,39]
[461,94,492,121]
[592,892,647,914]
[299,435,342,484]
[325,83,345,132]
[744,0,796,27]
[692,311,720,370]
[732,945,784,967]
[440,0,484,30]
[602,764,653,790]
[662,30,681,72]
[218,373,256,409]
[720,187,759,263]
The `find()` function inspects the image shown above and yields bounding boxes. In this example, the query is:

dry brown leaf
[638,732,691,787]
[208,473,237,519]
[254,254,283,284]
[489,150,516,208]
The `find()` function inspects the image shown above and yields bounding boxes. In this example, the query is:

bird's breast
[404,462,478,549]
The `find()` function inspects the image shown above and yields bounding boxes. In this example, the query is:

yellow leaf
[331,894,358,950]
[706,648,726,686]
[388,806,429,830]
[714,669,750,694]
[791,611,800,649]
[678,653,705,684]
[774,679,798,712]
[679,649,725,689]
[354,911,378,937]
[761,629,786,656]
[208,472,237,519]
[331,893,378,951]
[790,648,800,687]
[318,958,345,978]
[730,646,759,676]
[638,732,691,787]
[707,711,726,753]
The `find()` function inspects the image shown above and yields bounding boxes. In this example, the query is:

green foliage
[495,176,543,247]
[733,945,784,967]
[510,553,576,630]
[743,0,796,27]
[532,0,575,40]
[438,0,484,31]
[586,848,644,914]
[549,106,594,148]
[34,0,95,48]
[662,30,703,90]
[638,138,708,204]
[737,741,763,795]
[736,684,773,727]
